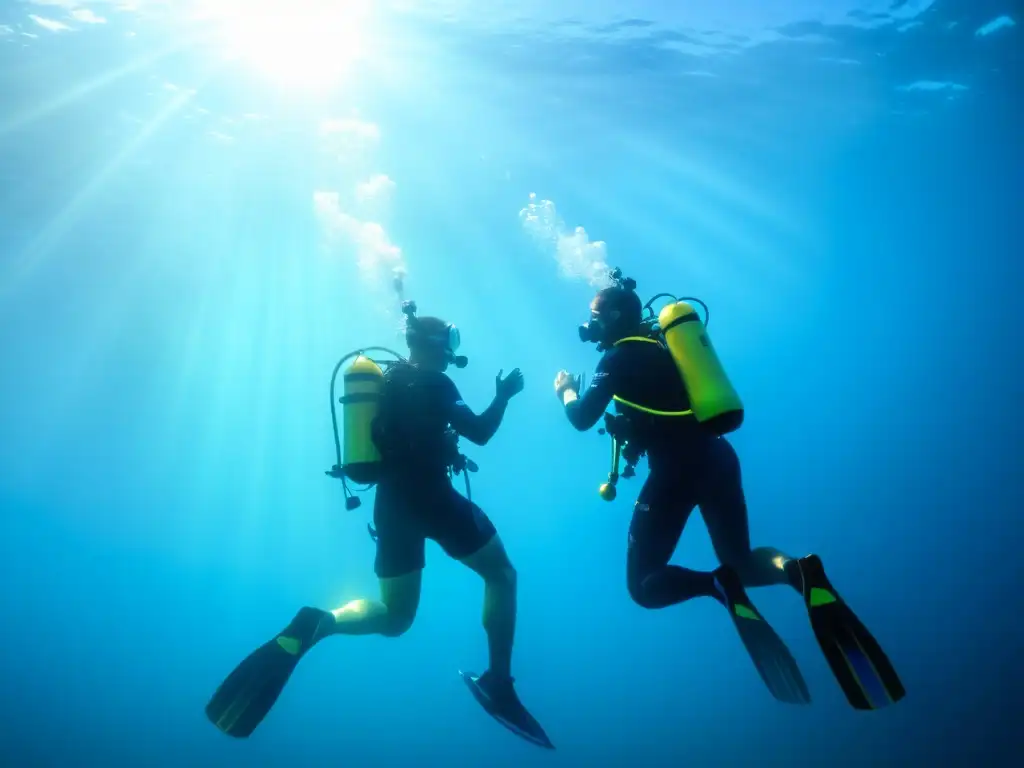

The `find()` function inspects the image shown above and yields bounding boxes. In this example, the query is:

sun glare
[203,0,373,90]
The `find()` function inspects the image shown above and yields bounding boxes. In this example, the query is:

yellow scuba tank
[341,355,384,483]
[658,301,743,435]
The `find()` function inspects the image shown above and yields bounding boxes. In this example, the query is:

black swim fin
[786,555,905,710]
[205,607,333,738]
[461,670,554,749]
[713,565,812,705]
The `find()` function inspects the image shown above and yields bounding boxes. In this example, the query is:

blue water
[0,1,1020,766]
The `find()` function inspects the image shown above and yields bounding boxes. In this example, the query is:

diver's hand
[554,370,582,402]
[496,368,524,401]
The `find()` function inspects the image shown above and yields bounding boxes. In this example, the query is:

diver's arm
[564,357,615,432]
[450,396,509,446]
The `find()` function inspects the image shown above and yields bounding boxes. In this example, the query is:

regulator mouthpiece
[578,322,602,344]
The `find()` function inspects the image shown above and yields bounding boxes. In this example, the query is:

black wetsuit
[370,363,507,579]
[566,339,787,608]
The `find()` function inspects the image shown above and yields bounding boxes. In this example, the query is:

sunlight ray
[273,233,324,550]
[445,68,811,297]
[419,83,729,295]
[191,272,266,564]
[616,141,810,286]
[0,83,205,304]
[241,267,284,540]
[167,274,231,547]
[167,259,253,562]
[17,80,228,475]
[0,35,206,141]
[163,149,242,465]
[617,133,808,244]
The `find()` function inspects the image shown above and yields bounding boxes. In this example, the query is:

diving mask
[578,307,618,346]
[429,324,467,368]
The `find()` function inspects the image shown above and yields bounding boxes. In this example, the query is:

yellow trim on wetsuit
[611,336,694,418]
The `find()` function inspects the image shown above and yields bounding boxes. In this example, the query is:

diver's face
[588,301,621,343]
[410,345,450,372]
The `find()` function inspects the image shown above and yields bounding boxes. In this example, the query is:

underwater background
[0,0,1020,766]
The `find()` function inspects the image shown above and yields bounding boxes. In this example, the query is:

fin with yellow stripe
[205,607,333,738]
[787,555,906,710]
[713,565,811,705]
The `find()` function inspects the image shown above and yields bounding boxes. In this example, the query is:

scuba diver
[553,268,905,710]
[205,300,553,749]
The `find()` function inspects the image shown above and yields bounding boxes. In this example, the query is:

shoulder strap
[613,336,661,347]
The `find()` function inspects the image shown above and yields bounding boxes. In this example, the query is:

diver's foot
[279,606,335,654]
[711,564,745,605]
[780,553,820,592]
[461,670,554,749]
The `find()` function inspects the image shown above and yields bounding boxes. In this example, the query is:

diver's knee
[717,547,754,573]
[381,610,416,638]
[628,576,659,610]
[489,562,517,591]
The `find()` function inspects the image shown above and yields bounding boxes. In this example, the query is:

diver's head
[406,314,464,372]
[578,285,643,349]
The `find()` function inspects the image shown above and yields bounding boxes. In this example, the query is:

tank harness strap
[610,337,693,418]
[612,395,692,418]
[613,336,660,346]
